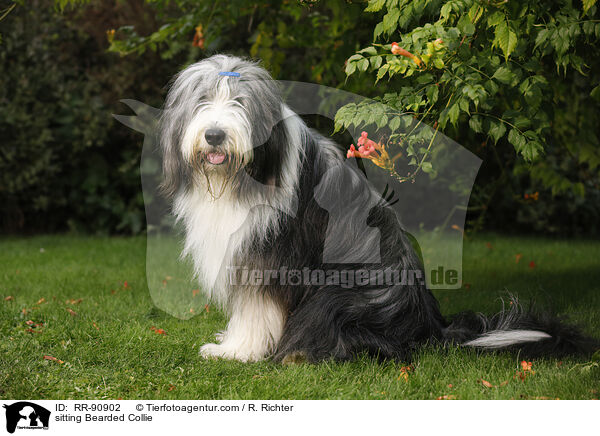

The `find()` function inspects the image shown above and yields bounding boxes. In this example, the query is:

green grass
[1,234,599,400]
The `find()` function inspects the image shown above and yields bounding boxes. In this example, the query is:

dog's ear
[159,120,189,198]
[246,116,287,186]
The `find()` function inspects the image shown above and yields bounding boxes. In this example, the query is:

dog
[159,54,595,363]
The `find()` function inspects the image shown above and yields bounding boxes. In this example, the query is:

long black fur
[252,125,596,362]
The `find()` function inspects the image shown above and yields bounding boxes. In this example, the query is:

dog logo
[115,79,481,320]
[3,402,50,434]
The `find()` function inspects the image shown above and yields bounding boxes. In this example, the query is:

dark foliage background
[0,0,599,236]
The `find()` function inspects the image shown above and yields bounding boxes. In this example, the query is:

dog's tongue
[206,151,226,165]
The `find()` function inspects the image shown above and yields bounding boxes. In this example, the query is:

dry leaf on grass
[43,355,64,364]
[150,326,166,335]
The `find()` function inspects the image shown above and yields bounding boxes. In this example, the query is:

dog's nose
[205,128,226,146]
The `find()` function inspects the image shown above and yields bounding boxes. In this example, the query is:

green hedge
[1,0,599,236]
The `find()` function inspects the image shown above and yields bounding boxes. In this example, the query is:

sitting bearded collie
[158,54,596,363]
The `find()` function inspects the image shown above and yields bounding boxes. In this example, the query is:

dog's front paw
[199,343,230,360]
[199,342,263,362]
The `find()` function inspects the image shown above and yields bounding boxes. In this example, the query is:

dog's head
[160,55,288,198]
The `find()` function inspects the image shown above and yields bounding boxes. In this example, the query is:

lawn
[1,234,599,400]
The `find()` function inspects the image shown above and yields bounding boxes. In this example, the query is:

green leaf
[375,114,389,129]
[458,15,475,36]
[370,55,383,69]
[582,0,597,15]
[373,22,385,39]
[421,161,433,173]
[357,58,369,72]
[365,0,386,12]
[359,46,378,56]
[440,3,452,21]
[520,141,543,161]
[508,128,526,151]
[591,85,600,102]
[494,21,518,61]
[487,11,505,27]
[389,116,402,131]
[345,61,357,76]
[382,8,400,35]
[376,63,390,82]
[427,85,439,104]
[534,28,550,49]
[448,103,460,126]
[488,121,507,143]
[469,116,483,133]
[492,66,514,84]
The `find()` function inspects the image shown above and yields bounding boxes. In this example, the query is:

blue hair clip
[219,71,241,77]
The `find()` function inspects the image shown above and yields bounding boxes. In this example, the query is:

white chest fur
[174,189,253,305]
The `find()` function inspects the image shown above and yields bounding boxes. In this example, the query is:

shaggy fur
[159,54,596,362]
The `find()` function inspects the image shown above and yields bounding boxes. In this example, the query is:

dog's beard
[190,149,249,199]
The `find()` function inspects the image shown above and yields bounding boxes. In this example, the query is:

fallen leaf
[150,326,166,335]
[36,298,46,305]
[192,289,200,297]
[205,304,210,313]
[515,253,522,263]
[92,322,99,330]
[168,384,176,391]
[66,298,83,305]
[479,379,494,388]
[451,225,464,236]
[4,296,14,301]
[66,308,77,316]
[397,365,413,381]
[436,395,456,400]
[43,355,64,364]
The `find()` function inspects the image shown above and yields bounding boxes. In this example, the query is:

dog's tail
[442,296,598,357]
